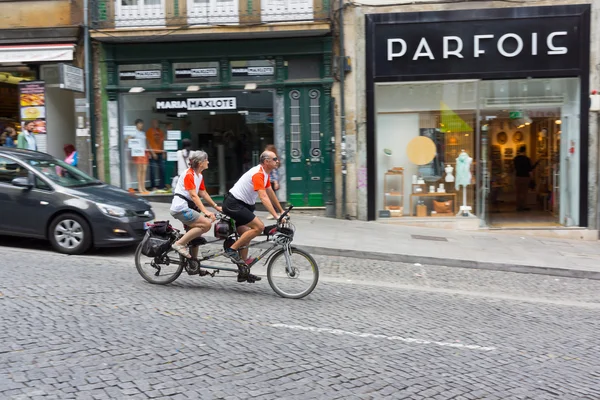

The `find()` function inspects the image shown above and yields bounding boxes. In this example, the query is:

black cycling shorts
[222,193,256,226]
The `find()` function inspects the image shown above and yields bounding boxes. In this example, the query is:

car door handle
[40,201,49,205]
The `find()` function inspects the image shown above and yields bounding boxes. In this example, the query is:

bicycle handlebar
[278,205,294,224]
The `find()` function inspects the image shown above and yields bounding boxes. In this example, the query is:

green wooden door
[285,87,326,207]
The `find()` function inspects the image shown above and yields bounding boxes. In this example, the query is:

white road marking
[269,323,496,352]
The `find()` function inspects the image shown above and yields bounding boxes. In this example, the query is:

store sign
[119,70,161,80]
[175,68,218,78]
[231,66,274,76]
[367,6,588,78]
[59,64,84,92]
[155,97,237,112]
[18,81,47,153]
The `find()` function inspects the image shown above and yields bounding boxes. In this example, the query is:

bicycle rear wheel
[267,247,319,299]
[135,242,185,285]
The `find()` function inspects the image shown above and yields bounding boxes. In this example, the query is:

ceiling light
[129,87,145,93]
[244,83,257,90]
[555,119,562,125]
[187,85,200,92]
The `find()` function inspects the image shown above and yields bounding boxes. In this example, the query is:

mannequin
[455,150,473,216]
[444,164,455,183]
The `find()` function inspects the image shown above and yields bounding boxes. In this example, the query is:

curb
[295,245,600,281]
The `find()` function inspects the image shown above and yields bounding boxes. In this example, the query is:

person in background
[17,121,37,151]
[264,144,280,220]
[4,127,17,148]
[172,139,194,188]
[513,145,539,212]
[146,119,165,191]
[64,144,78,167]
[0,131,6,146]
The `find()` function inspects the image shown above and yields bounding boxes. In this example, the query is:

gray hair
[189,150,208,169]
[260,151,274,164]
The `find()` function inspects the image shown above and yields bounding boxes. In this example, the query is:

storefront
[0,44,85,166]
[365,5,591,228]
[99,37,334,206]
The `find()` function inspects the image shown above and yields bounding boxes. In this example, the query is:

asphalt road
[1,244,600,399]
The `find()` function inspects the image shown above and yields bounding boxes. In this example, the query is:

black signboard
[366,5,590,80]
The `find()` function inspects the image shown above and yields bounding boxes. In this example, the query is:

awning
[0,44,75,64]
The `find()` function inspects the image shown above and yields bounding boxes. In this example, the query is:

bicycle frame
[167,205,295,276]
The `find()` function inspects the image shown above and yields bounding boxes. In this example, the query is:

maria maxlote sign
[155,97,237,112]
[367,5,590,79]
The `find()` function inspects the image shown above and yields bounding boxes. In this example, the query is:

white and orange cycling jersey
[170,167,206,213]
[229,165,271,205]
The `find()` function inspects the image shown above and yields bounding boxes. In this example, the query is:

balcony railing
[92,0,330,29]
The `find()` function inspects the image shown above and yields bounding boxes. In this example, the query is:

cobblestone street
[1,246,600,399]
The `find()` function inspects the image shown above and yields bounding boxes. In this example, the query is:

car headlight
[97,203,127,218]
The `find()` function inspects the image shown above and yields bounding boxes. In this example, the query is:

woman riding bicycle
[170,151,221,259]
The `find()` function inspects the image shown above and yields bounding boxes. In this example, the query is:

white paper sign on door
[163,140,178,151]
[167,152,178,162]
[131,147,146,157]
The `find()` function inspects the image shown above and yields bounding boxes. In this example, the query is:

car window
[0,156,28,184]
[35,176,52,191]
[26,158,100,188]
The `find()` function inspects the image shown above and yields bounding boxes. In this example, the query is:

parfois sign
[155,97,237,112]
[367,6,588,79]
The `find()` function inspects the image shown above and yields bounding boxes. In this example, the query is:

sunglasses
[270,157,279,162]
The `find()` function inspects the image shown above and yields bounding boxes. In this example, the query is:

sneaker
[224,248,245,265]
[237,265,250,282]
[246,273,262,283]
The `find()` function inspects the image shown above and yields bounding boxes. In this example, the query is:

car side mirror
[12,176,33,190]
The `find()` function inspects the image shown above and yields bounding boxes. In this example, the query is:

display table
[410,193,458,216]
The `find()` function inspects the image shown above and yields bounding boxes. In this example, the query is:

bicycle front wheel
[267,247,319,299]
[135,242,185,285]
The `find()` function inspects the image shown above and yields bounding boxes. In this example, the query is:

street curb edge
[296,245,600,281]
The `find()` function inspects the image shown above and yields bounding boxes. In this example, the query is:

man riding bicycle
[170,151,221,260]
[222,150,284,282]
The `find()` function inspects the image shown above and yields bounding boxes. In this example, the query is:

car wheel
[48,213,92,255]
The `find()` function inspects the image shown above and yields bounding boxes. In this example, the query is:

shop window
[375,81,477,218]
[287,57,320,80]
[118,64,162,87]
[173,62,220,84]
[230,60,275,83]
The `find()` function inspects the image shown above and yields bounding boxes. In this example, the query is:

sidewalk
[150,202,600,280]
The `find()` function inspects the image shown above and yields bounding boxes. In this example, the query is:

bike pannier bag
[141,231,171,257]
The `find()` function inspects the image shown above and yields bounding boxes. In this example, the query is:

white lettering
[387,39,407,61]
[497,33,524,57]
[548,31,568,55]
[532,32,538,55]
[413,38,434,60]
[474,34,494,57]
[443,36,464,59]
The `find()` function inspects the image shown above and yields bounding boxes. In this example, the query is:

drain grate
[411,235,448,242]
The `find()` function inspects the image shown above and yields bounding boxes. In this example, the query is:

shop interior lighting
[555,119,562,125]
[129,87,145,93]
[244,83,257,90]
[186,85,200,92]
